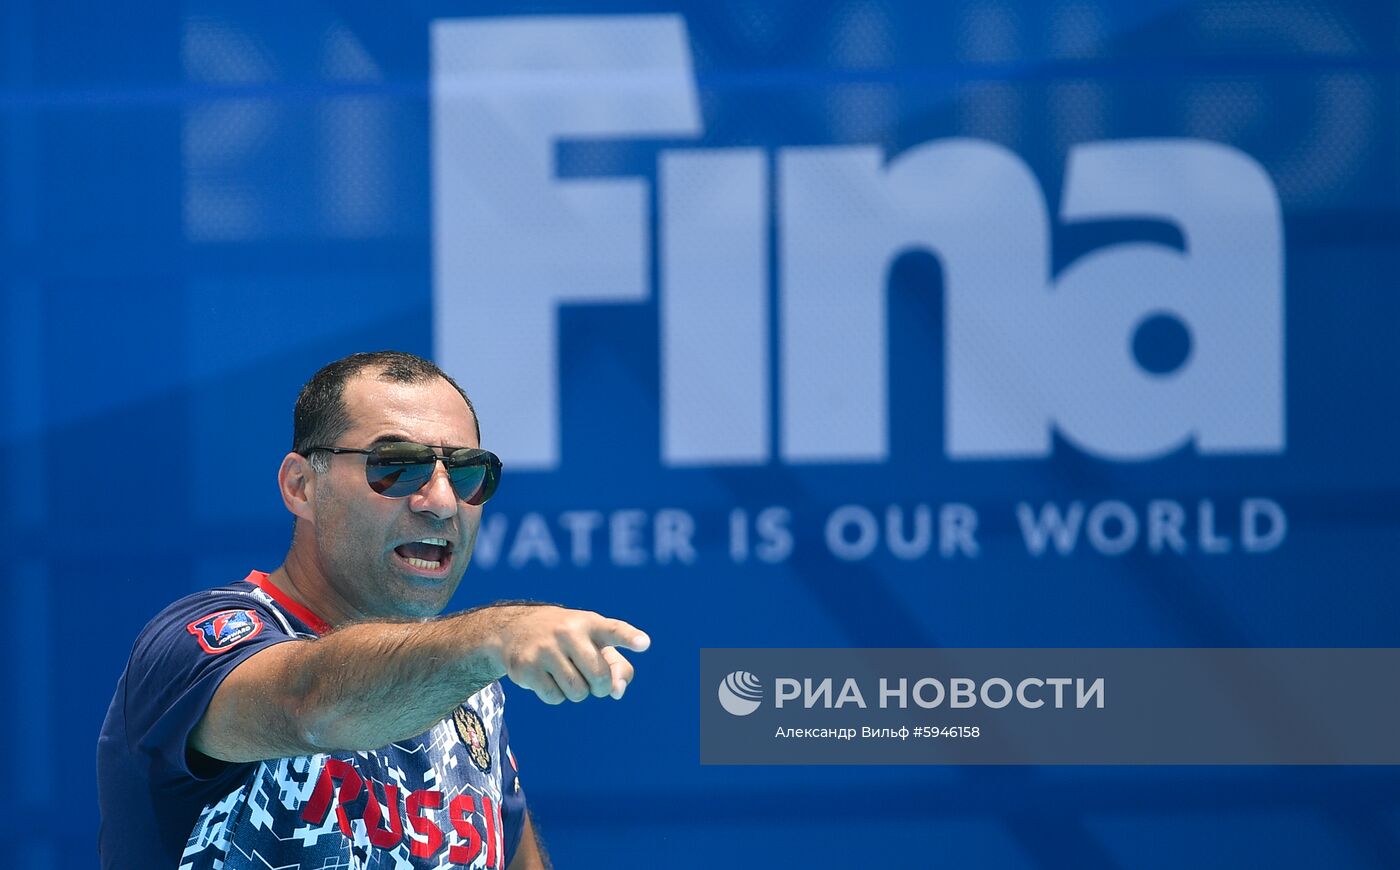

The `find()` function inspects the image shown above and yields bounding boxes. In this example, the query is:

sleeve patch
[186,608,265,654]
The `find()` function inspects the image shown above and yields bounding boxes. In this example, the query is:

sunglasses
[303,442,501,505]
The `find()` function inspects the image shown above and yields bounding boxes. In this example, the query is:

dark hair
[292,351,479,466]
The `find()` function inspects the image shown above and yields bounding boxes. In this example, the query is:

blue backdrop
[4,1,1399,867]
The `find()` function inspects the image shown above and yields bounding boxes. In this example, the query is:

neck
[271,533,360,630]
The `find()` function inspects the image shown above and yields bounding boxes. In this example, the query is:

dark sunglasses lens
[368,464,434,497]
[448,465,488,503]
[365,444,437,497]
[447,449,501,505]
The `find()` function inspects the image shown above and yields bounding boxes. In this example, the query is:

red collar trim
[245,570,333,636]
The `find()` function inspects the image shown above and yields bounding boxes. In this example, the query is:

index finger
[591,618,650,653]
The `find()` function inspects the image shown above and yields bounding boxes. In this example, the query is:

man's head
[278,351,487,623]
[292,351,479,467]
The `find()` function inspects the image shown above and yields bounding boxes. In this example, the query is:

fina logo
[718,671,763,717]
[430,15,1285,470]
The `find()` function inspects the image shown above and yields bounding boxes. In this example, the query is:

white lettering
[507,513,560,568]
[431,16,701,469]
[980,677,1013,708]
[1199,499,1231,554]
[805,678,833,708]
[1016,677,1044,708]
[729,508,748,562]
[558,510,604,566]
[1242,497,1286,552]
[826,505,879,561]
[834,678,867,709]
[775,678,801,708]
[1147,500,1187,554]
[1078,677,1106,709]
[653,509,697,565]
[1085,500,1138,556]
[950,677,977,708]
[1018,501,1084,556]
[913,677,945,708]
[471,513,508,569]
[610,510,649,566]
[886,504,932,560]
[1048,141,1283,459]
[880,677,907,709]
[432,19,1284,470]
[755,507,794,563]
[940,503,980,558]
[661,150,769,465]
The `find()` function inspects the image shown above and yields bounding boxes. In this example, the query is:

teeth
[417,537,449,547]
[405,557,442,570]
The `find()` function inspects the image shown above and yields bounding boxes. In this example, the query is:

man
[97,351,649,869]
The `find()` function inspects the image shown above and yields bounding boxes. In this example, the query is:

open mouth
[393,537,454,574]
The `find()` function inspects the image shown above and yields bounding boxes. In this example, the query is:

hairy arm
[507,810,551,870]
[191,604,649,763]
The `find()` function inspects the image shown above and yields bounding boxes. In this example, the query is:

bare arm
[507,810,551,870]
[190,604,649,763]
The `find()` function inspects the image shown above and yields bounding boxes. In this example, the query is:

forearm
[194,602,646,764]
[292,606,510,751]
[508,810,551,870]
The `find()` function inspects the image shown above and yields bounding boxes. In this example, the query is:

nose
[408,459,459,521]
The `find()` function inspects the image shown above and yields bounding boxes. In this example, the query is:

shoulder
[129,580,297,670]
[110,578,306,778]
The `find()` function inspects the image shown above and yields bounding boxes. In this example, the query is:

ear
[278,452,317,523]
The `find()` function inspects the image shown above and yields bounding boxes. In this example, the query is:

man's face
[306,373,483,620]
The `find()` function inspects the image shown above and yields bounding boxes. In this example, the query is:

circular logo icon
[718,671,763,716]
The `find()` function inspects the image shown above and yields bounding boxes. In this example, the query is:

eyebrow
[367,433,470,451]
